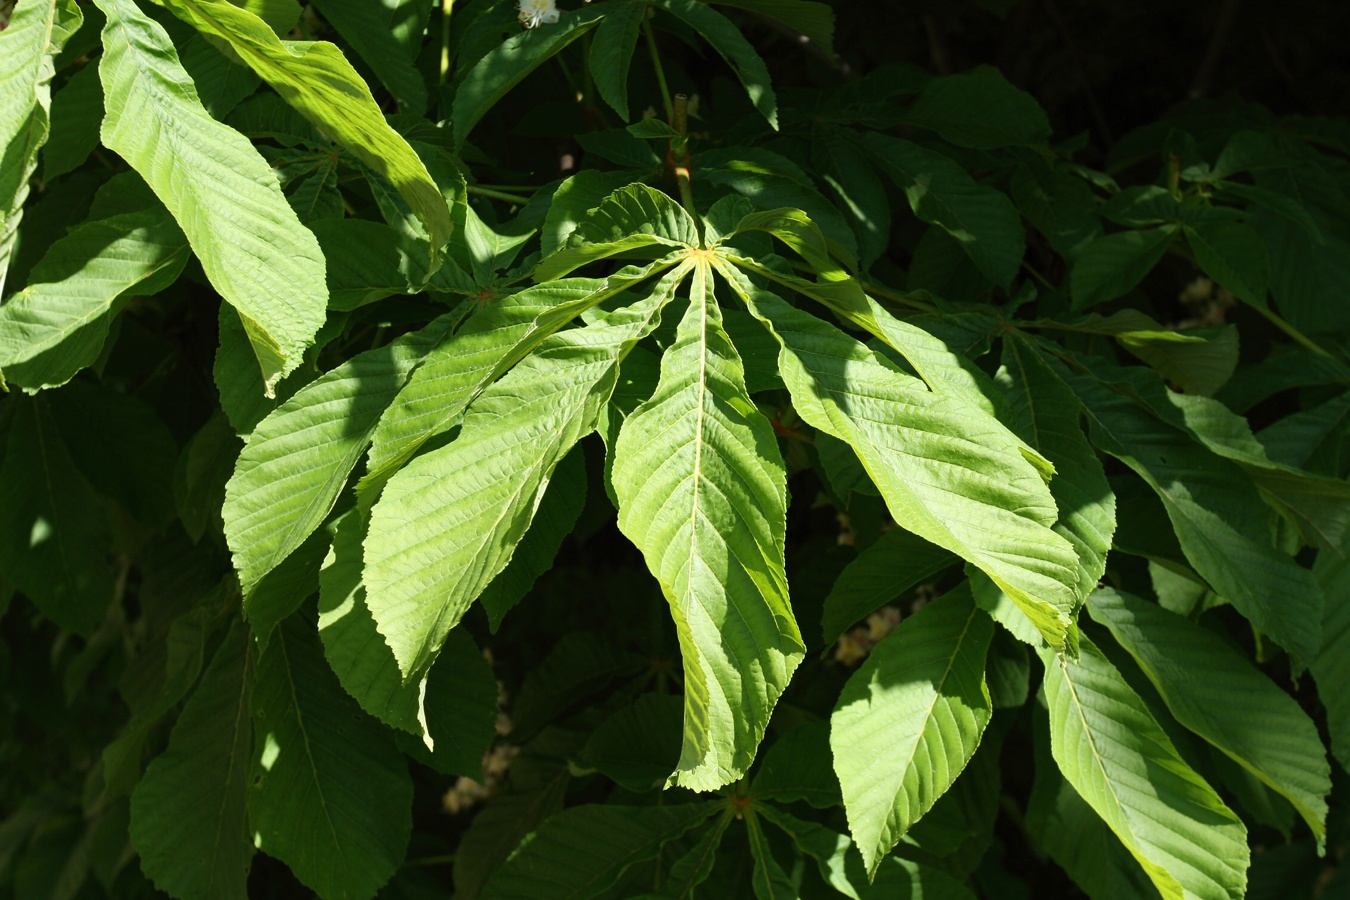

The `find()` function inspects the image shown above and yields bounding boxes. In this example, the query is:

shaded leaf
[0,397,111,634]
[250,614,413,900]
[1087,588,1330,848]
[652,0,778,128]
[902,67,1051,149]
[820,529,955,646]
[129,623,254,900]
[0,186,188,392]
[480,803,718,900]
[861,132,1024,287]
[831,584,993,875]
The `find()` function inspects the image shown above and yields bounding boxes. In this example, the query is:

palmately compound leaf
[223,314,456,596]
[0,183,189,391]
[479,803,719,900]
[93,0,326,394]
[726,275,1078,649]
[612,258,803,792]
[157,0,451,258]
[1002,332,1116,604]
[359,266,675,502]
[1088,588,1330,849]
[0,0,82,298]
[250,614,413,900]
[130,623,254,900]
[364,268,683,688]
[830,584,993,876]
[1038,635,1249,900]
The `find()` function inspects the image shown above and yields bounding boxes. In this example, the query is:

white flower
[517,0,559,28]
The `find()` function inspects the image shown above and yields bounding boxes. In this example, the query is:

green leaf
[1010,157,1102,259]
[1002,332,1116,604]
[861,133,1024,287]
[1183,216,1268,307]
[814,125,891,267]
[129,623,254,900]
[1024,707,1159,900]
[612,260,802,790]
[453,6,607,147]
[589,0,646,120]
[364,271,678,687]
[540,169,645,257]
[102,603,215,799]
[177,31,260,117]
[318,509,497,770]
[1038,635,1249,900]
[696,147,858,261]
[0,397,111,634]
[1071,226,1176,311]
[479,446,587,630]
[309,0,429,112]
[536,184,699,280]
[1259,390,1350,468]
[751,720,841,808]
[1253,208,1350,335]
[0,189,189,392]
[1158,388,1350,552]
[400,627,499,777]
[0,0,82,298]
[1087,588,1330,849]
[360,270,666,501]
[652,0,778,128]
[626,117,683,140]
[312,217,430,310]
[707,0,834,54]
[830,584,993,876]
[42,61,103,181]
[820,529,955,645]
[902,66,1051,149]
[1312,544,1350,771]
[480,803,718,900]
[175,413,241,542]
[1119,324,1238,398]
[747,812,797,900]
[158,0,452,258]
[250,614,413,900]
[1047,348,1324,659]
[243,525,330,646]
[224,315,456,596]
[578,692,683,792]
[731,280,1078,648]
[93,0,327,394]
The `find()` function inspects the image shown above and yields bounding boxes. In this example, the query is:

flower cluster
[517,0,559,28]
[833,605,903,666]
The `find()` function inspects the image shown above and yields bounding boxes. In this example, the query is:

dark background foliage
[2,0,1347,897]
